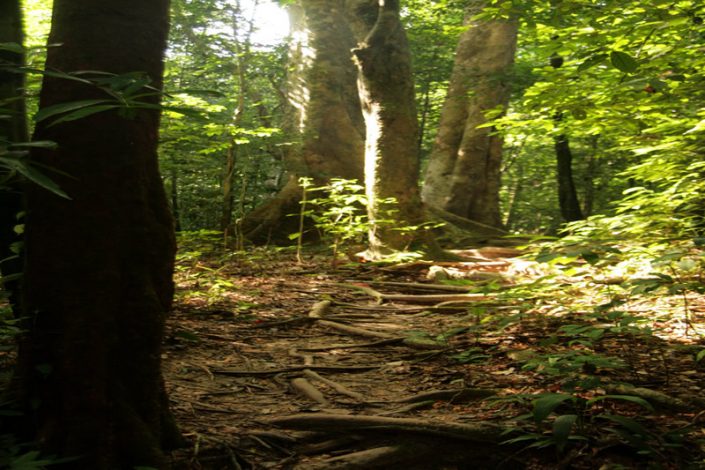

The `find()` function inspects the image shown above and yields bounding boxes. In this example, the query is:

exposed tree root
[308,300,332,318]
[394,388,498,403]
[298,338,405,352]
[605,383,704,412]
[316,319,398,339]
[213,365,378,376]
[303,369,366,401]
[295,444,423,470]
[266,413,504,443]
[291,378,330,406]
[337,283,493,304]
[365,280,475,293]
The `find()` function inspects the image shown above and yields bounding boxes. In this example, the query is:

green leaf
[552,414,578,452]
[597,413,648,435]
[0,42,24,54]
[577,53,607,72]
[0,156,70,199]
[10,140,57,150]
[532,393,574,424]
[695,349,705,362]
[48,104,120,125]
[587,394,654,411]
[34,100,112,123]
[610,51,639,73]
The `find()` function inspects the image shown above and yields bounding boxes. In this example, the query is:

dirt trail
[164,249,705,469]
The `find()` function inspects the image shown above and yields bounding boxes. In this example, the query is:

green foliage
[303,178,373,251]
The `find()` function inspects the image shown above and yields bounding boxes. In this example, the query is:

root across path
[164,249,705,469]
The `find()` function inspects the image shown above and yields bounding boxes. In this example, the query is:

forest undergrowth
[157,232,705,469]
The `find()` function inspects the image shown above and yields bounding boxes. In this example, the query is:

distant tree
[15,0,182,466]
[422,0,517,229]
[0,0,27,315]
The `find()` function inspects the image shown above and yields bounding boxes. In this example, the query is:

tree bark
[242,0,364,243]
[15,0,182,467]
[422,1,517,229]
[0,0,28,315]
[350,0,425,255]
[555,131,584,222]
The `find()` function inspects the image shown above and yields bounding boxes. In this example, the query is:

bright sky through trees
[247,0,290,46]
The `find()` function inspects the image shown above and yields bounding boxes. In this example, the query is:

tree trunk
[422,1,517,229]
[222,0,255,243]
[0,0,28,315]
[555,132,584,222]
[242,0,364,243]
[15,0,182,467]
[350,0,425,255]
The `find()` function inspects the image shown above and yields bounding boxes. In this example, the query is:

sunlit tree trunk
[15,0,182,467]
[349,0,425,255]
[0,0,27,315]
[422,1,517,228]
[242,0,364,243]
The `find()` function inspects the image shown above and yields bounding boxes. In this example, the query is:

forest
[0,0,704,468]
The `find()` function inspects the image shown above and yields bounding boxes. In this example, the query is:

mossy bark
[350,0,426,256]
[422,1,517,229]
[15,0,182,467]
[242,0,364,243]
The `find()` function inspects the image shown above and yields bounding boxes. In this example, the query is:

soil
[163,247,705,469]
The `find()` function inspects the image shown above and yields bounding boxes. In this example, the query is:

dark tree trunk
[0,0,28,315]
[555,133,584,222]
[170,166,182,232]
[241,0,364,243]
[15,0,182,467]
[350,0,425,255]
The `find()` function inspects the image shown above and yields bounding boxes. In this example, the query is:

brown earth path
[164,248,705,469]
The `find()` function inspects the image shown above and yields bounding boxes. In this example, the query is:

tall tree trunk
[555,131,584,222]
[549,48,583,224]
[242,0,364,243]
[422,1,517,228]
[350,0,425,255]
[222,0,256,243]
[0,0,28,316]
[15,0,182,467]
[171,165,182,232]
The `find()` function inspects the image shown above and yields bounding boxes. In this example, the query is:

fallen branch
[266,413,503,443]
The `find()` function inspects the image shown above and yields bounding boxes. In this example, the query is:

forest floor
[165,240,705,470]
